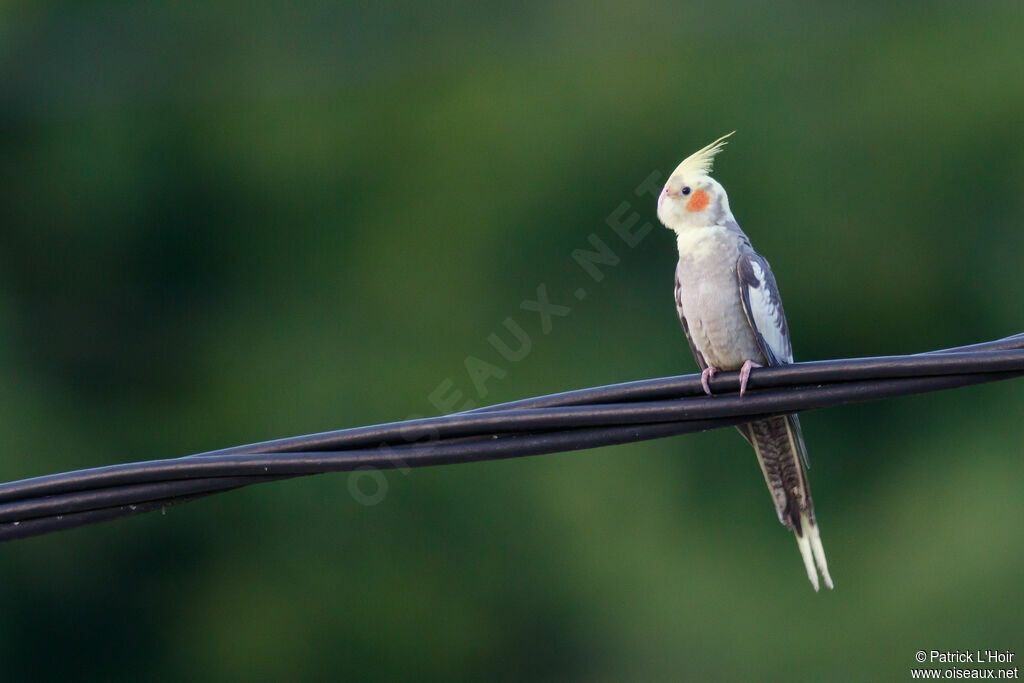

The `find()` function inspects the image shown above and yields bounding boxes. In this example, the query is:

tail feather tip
[797,514,833,591]
[795,532,819,591]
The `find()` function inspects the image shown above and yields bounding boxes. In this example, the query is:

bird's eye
[681,186,692,195]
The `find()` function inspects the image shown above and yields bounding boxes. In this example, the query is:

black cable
[1,334,1022,542]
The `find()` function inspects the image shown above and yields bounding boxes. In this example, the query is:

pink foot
[738,360,762,397]
[700,367,718,396]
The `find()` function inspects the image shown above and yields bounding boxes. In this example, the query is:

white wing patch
[742,257,793,365]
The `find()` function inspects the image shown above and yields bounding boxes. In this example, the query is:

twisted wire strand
[2,333,1022,542]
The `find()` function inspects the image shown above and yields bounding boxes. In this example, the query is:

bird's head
[657,132,735,232]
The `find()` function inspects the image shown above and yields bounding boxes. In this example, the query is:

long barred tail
[742,415,834,591]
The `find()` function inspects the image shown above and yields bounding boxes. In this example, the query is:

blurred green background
[2,1,1023,680]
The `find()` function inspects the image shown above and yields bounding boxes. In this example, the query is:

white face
[657,175,731,230]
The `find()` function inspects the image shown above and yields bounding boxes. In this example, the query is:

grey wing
[736,251,809,467]
[674,269,707,371]
[736,252,793,365]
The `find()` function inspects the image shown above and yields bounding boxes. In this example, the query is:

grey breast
[675,227,765,369]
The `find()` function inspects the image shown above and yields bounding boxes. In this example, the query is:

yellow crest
[670,131,735,180]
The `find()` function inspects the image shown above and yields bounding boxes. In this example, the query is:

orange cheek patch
[685,189,710,212]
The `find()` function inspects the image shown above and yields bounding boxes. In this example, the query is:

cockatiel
[657,133,833,590]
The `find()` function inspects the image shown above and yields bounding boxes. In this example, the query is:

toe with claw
[700,367,719,395]
[738,360,762,397]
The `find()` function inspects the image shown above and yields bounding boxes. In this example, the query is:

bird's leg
[700,367,718,396]
[738,360,762,397]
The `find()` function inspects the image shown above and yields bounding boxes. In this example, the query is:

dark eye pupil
[681,187,691,195]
